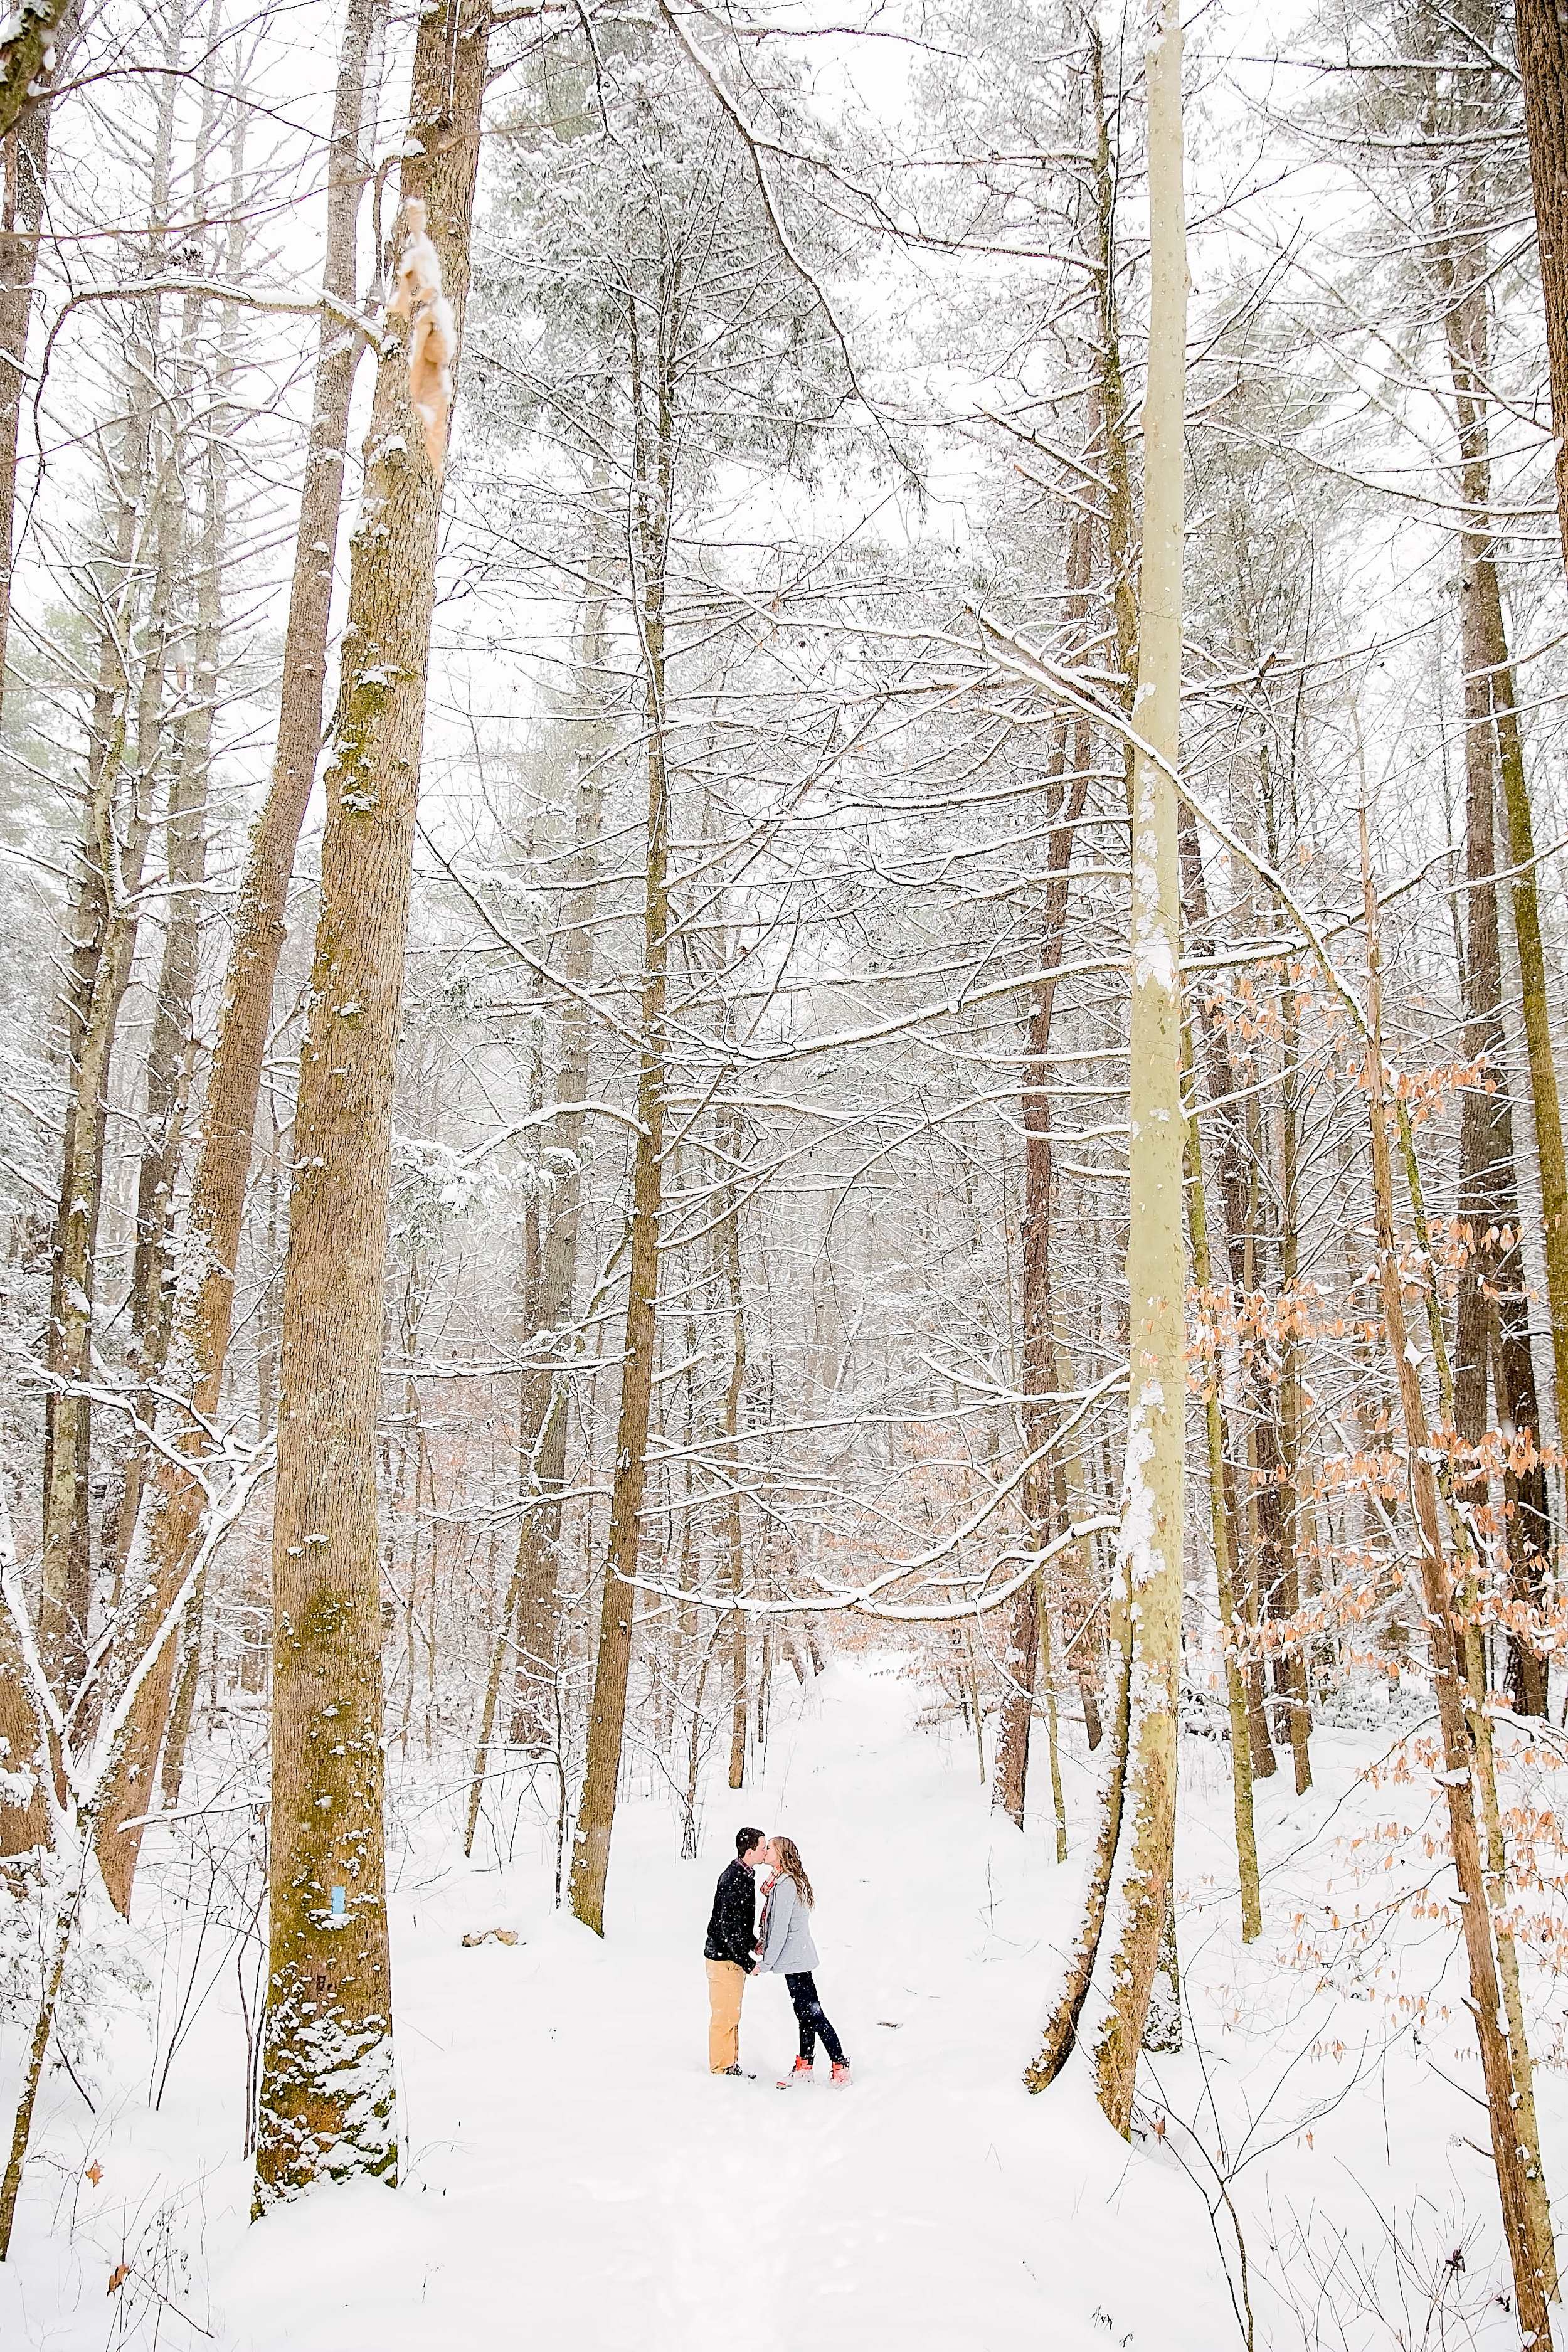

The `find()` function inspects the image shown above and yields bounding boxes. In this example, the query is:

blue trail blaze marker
[330,1886,346,1922]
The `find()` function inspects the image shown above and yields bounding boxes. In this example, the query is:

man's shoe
[776,2057,815,2089]
[830,2060,852,2087]
[718,2064,755,2079]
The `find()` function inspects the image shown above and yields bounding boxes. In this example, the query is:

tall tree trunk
[1437,139,1554,1717]
[0,9,76,715]
[995,508,1091,1833]
[1517,0,1568,568]
[568,309,676,1935]
[114,63,239,1608]
[1079,1,1187,2130]
[252,0,489,2211]
[1442,21,1568,1426]
[1029,3,1187,2127]
[1357,810,1556,2342]
[1470,551,1568,1451]
[94,0,385,1915]
[465,606,609,1853]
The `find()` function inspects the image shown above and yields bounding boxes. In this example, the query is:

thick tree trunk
[93,0,384,1915]
[0,1,73,150]
[252,0,489,2212]
[1518,0,1568,568]
[0,12,76,715]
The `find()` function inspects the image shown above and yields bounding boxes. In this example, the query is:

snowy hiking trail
[4,1654,1552,2349]
[222,1656,1231,2351]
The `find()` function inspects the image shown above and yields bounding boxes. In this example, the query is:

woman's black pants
[785,1971,845,2065]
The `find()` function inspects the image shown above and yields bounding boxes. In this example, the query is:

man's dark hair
[735,1826,765,1859]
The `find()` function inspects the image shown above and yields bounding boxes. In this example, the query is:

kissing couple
[703,1827,851,2089]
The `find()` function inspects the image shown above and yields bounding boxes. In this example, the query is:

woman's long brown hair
[771,1835,813,1908]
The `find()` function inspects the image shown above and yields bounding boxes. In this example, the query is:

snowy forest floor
[1,1653,1560,2349]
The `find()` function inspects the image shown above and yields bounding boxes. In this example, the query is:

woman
[754,1835,851,2088]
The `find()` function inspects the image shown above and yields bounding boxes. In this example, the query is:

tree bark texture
[1517,0,1568,568]
[0,10,76,716]
[252,0,489,2211]
[0,0,73,151]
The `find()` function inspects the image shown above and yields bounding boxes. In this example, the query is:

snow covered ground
[0,1654,1557,2348]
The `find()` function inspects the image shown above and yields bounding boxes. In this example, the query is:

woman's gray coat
[756,1873,819,1974]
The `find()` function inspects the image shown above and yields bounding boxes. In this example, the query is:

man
[704,1826,766,2076]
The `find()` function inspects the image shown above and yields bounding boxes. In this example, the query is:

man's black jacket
[704,1860,756,1969]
